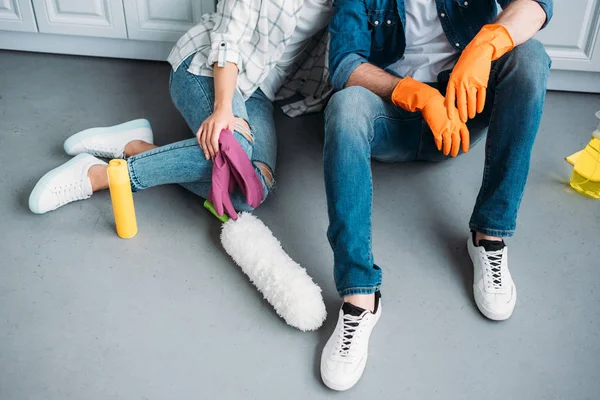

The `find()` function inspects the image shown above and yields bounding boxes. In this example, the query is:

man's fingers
[460,125,470,154]
[467,86,477,120]
[477,86,486,114]
[450,131,460,158]
[434,133,443,151]
[457,85,468,123]
[445,83,457,120]
[442,130,451,156]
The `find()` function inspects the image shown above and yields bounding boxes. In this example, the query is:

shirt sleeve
[207,0,261,68]
[329,0,371,91]
[496,0,553,29]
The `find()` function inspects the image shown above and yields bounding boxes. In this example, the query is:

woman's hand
[197,105,236,160]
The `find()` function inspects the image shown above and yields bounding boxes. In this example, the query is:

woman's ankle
[88,164,109,192]
[124,140,157,157]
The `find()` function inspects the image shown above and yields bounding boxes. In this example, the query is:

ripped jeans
[126,55,276,211]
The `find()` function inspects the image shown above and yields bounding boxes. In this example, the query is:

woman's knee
[169,66,214,132]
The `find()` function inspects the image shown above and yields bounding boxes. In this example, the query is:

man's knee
[502,39,551,94]
[324,86,378,145]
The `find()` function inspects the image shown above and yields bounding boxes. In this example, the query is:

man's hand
[392,77,469,157]
[445,24,515,123]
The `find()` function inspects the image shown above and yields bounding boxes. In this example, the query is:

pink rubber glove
[219,130,263,209]
[208,151,238,220]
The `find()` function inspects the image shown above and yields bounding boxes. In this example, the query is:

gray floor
[1,50,599,400]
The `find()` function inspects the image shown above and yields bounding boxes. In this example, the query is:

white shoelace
[53,180,89,206]
[482,249,505,291]
[336,313,365,357]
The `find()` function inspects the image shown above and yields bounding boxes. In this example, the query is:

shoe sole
[29,154,100,214]
[467,239,517,321]
[64,119,153,157]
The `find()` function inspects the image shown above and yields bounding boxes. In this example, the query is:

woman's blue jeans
[323,39,552,297]
[126,56,277,211]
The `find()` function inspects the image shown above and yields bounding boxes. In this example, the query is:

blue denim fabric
[126,56,277,211]
[323,39,551,297]
[329,0,554,90]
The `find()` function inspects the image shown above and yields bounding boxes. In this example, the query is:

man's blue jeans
[323,39,552,297]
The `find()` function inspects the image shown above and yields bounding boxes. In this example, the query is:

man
[320,0,553,391]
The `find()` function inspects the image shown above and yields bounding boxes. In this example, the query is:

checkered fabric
[167,0,332,117]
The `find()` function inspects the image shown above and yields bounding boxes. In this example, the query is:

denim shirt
[329,0,553,91]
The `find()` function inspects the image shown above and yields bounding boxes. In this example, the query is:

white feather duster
[220,212,327,331]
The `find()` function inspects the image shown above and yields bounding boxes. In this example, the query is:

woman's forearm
[496,0,547,46]
[213,62,239,110]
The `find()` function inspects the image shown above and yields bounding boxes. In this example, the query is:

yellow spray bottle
[107,159,138,238]
[565,111,600,199]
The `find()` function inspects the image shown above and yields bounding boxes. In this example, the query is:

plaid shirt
[167,0,332,118]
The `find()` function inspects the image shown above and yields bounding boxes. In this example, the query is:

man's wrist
[391,77,440,112]
[473,24,515,60]
[386,76,402,102]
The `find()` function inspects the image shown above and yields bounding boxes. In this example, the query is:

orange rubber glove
[392,76,469,157]
[445,24,515,123]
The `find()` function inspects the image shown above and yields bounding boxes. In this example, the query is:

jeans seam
[339,286,381,297]
[373,115,421,123]
[188,72,216,115]
[367,116,375,265]
[473,70,499,214]
[132,141,200,162]
[469,223,515,237]
[128,159,144,191]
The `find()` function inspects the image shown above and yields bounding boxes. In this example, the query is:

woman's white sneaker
[63,119,153,159]
[320,292,381,391]
[29,154,106,214]
[467,235,517,321]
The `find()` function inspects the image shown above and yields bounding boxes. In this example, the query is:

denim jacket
[329,0,553,91]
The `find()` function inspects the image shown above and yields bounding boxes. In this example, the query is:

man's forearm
[496,0,547,45]
[346,63,401,101]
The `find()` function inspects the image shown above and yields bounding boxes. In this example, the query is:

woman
[29,0,331,215]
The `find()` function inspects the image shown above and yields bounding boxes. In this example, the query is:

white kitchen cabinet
[31,0,127,38]
[123,0,213,42]
[0,0,37,32]
[0,0,599,93]
[537,0,600,91]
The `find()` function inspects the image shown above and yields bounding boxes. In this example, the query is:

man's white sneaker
[467,235,517,321]
[321,292,381,391]
[29,154,106,214]
[63,119,153,159]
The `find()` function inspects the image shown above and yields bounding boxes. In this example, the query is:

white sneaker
[29,154,106,214]
[467,235,517,321]
[321,292,381,391]
[63,119,153,159]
